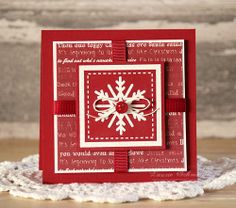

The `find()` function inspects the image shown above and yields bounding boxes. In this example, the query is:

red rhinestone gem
[115,101,128,114]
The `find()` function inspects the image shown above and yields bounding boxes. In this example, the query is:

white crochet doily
[0,155,236,203]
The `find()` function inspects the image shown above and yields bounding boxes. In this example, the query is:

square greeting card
[40,29,196,183]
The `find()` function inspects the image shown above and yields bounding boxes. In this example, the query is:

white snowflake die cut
[91,76,154,135]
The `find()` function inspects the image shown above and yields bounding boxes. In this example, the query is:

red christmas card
[40,29,196,183]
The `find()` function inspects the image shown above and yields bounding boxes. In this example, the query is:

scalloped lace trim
[0,155,236,203]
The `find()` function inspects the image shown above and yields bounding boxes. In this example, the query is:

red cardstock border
[40,29,197,183]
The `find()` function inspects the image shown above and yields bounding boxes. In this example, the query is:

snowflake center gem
[115,101,129,114]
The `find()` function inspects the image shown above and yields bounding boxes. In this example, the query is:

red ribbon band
[54,98,186,115]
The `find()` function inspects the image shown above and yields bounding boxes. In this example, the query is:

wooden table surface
[0,138,236,208]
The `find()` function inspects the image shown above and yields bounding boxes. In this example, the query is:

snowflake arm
[108,112,118,128]
[125,90,146,104]
[124,114,134,127]
[95,107,116,122]
[94,89,116,122]
[123,83,133,99]
[116,114,126,135]
[115,76,126,100]
[94,90,115,104]
[131,108,146,122]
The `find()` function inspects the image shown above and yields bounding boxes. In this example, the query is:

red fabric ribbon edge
[54,100,76,115]
[165,98,186,112]
[114,150,129,173]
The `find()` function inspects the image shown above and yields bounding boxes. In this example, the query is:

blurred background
[0,0,236,139]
